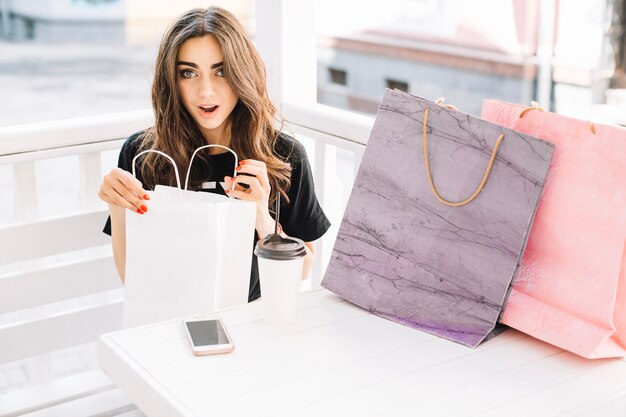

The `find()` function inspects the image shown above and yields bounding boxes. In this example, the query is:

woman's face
[176,35,239,143]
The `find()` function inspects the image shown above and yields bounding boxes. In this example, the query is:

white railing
[0,110,155,395]
[283,101,373,285]
[0,109,153,222]
[0,103,373,383]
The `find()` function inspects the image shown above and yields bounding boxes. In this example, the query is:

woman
[98,6,330,302]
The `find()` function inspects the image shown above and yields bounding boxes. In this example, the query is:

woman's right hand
[98,168,150,214]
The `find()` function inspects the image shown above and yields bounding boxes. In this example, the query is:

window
[329,68,347,86]
[386,79,408,92]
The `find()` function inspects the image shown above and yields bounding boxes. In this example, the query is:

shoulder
[117,129,149,172]
[120,130,148,156]
[274,132,308,166]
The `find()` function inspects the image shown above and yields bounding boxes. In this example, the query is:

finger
[115,168,148,199]
[108,168,147,198]
[224,176,248,192]
[235,164,269,189]
[104,176,148,213]
[239,159,266,167]
[232,174,262,194]
[114,188,148,213]
[224,176,233,189]
[97,189,115,206]
[103,186,148,213]
[224,188,253,201]
[236,160,267,173]
[236,164,264,176]
[115,177,150,208]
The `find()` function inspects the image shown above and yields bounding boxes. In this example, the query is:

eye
[180,69,197,79]
[216,67,225,77]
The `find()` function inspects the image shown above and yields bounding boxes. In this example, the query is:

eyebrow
[176,61,223,69]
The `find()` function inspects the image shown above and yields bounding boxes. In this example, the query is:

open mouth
[199,105,218,113]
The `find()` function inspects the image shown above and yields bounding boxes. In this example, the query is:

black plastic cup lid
[254,234,306,260]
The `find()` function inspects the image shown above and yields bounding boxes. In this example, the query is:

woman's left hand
[224,159,275,237]
[225,159,314,278]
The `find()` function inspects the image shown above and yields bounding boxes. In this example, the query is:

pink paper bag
[482,100,626,359]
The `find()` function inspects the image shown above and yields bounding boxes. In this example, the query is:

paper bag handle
[132,150,182,190]
[518,101,597,135]
[435,97,458,111]
[184,145,238,191]
[422,107,505,207]
[518,101,545,118]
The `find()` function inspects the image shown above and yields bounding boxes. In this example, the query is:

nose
[198,76,216,99]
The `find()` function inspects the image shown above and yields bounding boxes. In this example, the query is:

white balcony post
[255,0,317,107]
[256,0,328,287]
[537,0,556,109]
[353,152,363,178]
[312,142,328,287]
[13,162,38,222]
[79,152,103,210]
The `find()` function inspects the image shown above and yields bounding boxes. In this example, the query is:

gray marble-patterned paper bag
[321,89,554,347]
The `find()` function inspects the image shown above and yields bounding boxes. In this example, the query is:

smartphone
[183,317,234,355]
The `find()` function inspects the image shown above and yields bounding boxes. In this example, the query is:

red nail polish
[239,160,246,165]
[143,194,150,200]
[225,189,230,193]
[141,205,148,212]
[136,209,144,214]
[235,166,241,171]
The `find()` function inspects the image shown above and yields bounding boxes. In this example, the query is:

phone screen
[185,319,230,346]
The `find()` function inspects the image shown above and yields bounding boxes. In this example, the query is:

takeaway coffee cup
[254,233,307,325]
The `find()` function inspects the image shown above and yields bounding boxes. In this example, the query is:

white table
[98,289,626,417]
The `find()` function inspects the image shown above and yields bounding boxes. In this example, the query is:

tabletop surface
[98,289,626,417]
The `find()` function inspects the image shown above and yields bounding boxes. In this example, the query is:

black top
[103,131,331,302]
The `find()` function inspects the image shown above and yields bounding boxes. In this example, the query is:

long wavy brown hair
[139,6,292,206]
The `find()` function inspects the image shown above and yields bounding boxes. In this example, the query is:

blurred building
[0,0,253,44]
[0,0,125,43]
[316,0,616,117]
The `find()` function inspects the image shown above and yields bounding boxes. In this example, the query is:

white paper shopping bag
[123,146,256,328]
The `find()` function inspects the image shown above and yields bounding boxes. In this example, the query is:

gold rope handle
[519,101,596,134]
[519,101,545,118]
[422,108,505,207]
[435,97,458,111]
[588,120,596,135]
